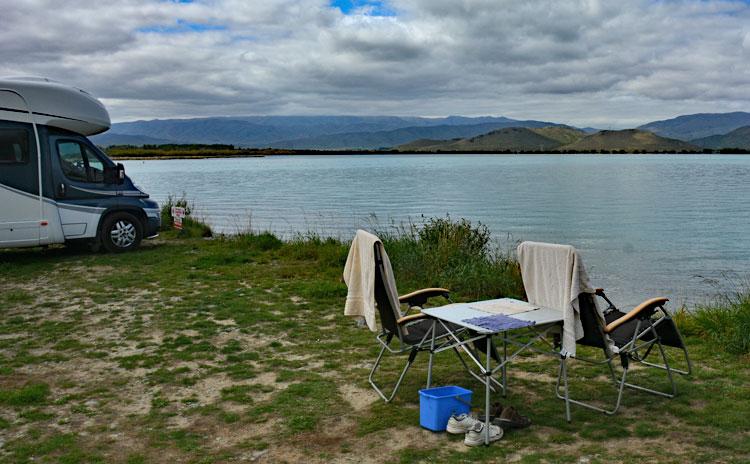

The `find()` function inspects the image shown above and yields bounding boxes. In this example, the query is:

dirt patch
[506,368,558,384]
[210,317,237,327]
[107,387,153,416]
[254,416,467,464]
[209,418,277,449]
[170,373,237,405]
[68,265,116,274]
[212,328,289,350]
[339,384,378,412]
[504,433,705,463]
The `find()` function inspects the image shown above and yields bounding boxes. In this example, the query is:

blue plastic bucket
[418,385,473,432]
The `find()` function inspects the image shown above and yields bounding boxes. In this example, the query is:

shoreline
[108,149,750,160]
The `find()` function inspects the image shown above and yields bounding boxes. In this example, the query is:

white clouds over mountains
[1,0,749,126]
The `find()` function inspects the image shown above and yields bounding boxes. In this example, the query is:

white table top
[421,298,563,334]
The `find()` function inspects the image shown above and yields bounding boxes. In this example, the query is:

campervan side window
[57,141,106,183]
[0,128,30,164]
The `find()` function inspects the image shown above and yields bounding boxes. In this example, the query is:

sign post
[171,206,186,230]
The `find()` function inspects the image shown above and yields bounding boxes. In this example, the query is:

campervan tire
[100,212,143,253]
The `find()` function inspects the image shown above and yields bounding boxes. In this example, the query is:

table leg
[426,320,437,388]
[561,356,571,423]
[502,332,508,397]
[485,334,491,446]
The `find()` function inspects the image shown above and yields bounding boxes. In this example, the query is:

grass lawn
[0,232,748,463]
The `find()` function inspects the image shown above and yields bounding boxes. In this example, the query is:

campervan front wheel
[100,212,143,253]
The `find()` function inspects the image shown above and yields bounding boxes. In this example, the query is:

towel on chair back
[517,241,600,357]
[343,230,400,332]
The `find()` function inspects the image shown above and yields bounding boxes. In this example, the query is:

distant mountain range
[398,128,699,153]
[92,115,563,149]
[91,133,174,146]
[269,120,571,150]
[91,112,750,151]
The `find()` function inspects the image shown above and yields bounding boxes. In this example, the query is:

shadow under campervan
[0,77,160,252]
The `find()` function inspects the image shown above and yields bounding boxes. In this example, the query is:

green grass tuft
[1,289,34,306]
[0,382,50,406]
[237,231,284,251]
[255,375,343,433]
[684,291,750,354]
[220,385,255,403]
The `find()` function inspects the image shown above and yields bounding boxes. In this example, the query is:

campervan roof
[0,77,110,136]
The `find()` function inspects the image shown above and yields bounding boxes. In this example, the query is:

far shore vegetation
[105,144,284,160]
[103,143,750,160]
[1,212,748,462]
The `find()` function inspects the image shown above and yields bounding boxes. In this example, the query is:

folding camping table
[421,299,563,445]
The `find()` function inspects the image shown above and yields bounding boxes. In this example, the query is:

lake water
[123,154,750,309]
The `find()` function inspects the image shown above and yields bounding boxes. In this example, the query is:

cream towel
[517,241,602,357]
[343,230,401,332]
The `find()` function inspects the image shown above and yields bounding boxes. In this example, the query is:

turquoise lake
[123,154,750,309]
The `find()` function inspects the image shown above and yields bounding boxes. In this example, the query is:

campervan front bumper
[144,208,161,238]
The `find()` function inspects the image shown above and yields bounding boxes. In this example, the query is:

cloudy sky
[1,0,749,127]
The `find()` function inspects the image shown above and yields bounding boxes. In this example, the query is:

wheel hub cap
[110,220,136,248]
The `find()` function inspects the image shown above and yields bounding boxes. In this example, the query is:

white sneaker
[446,413,479,434]
[464,421,503,446]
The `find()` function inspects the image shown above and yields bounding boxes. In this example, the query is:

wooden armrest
[397,313,428,325]
[604,297,669,333]
[399,287,450,307]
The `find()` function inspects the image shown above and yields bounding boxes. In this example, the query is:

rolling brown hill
[690,125,750,149]
[561,129,700,152]
[398,126,585,152]
[398,127,701,153]
[530,126,587,145]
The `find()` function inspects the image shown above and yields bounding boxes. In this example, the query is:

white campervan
[0,77,160,252]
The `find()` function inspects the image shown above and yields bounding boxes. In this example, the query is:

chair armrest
[604,297,669,333]
[399,288,451,307]
[397,313,428,325]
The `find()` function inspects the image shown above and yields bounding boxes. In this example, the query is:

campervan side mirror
[116,163,125,184]
[104,163,126,185]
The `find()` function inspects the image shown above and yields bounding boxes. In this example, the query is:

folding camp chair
[517,241,692,420]
[555,290,692,421]
[369,243,494,402]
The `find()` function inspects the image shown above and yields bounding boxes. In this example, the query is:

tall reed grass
[223,214,524,302]
[678,290,750,355]
[376,215,525,301]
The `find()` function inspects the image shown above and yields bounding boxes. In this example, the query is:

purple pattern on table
[461,314,536,332]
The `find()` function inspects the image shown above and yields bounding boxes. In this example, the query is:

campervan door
[0,90,41,247]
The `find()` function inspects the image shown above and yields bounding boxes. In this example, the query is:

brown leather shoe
[494,406,531,429]
[489,402,503,420]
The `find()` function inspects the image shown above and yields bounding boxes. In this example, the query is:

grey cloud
[1,0,748,126]
[331,26,429,61]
